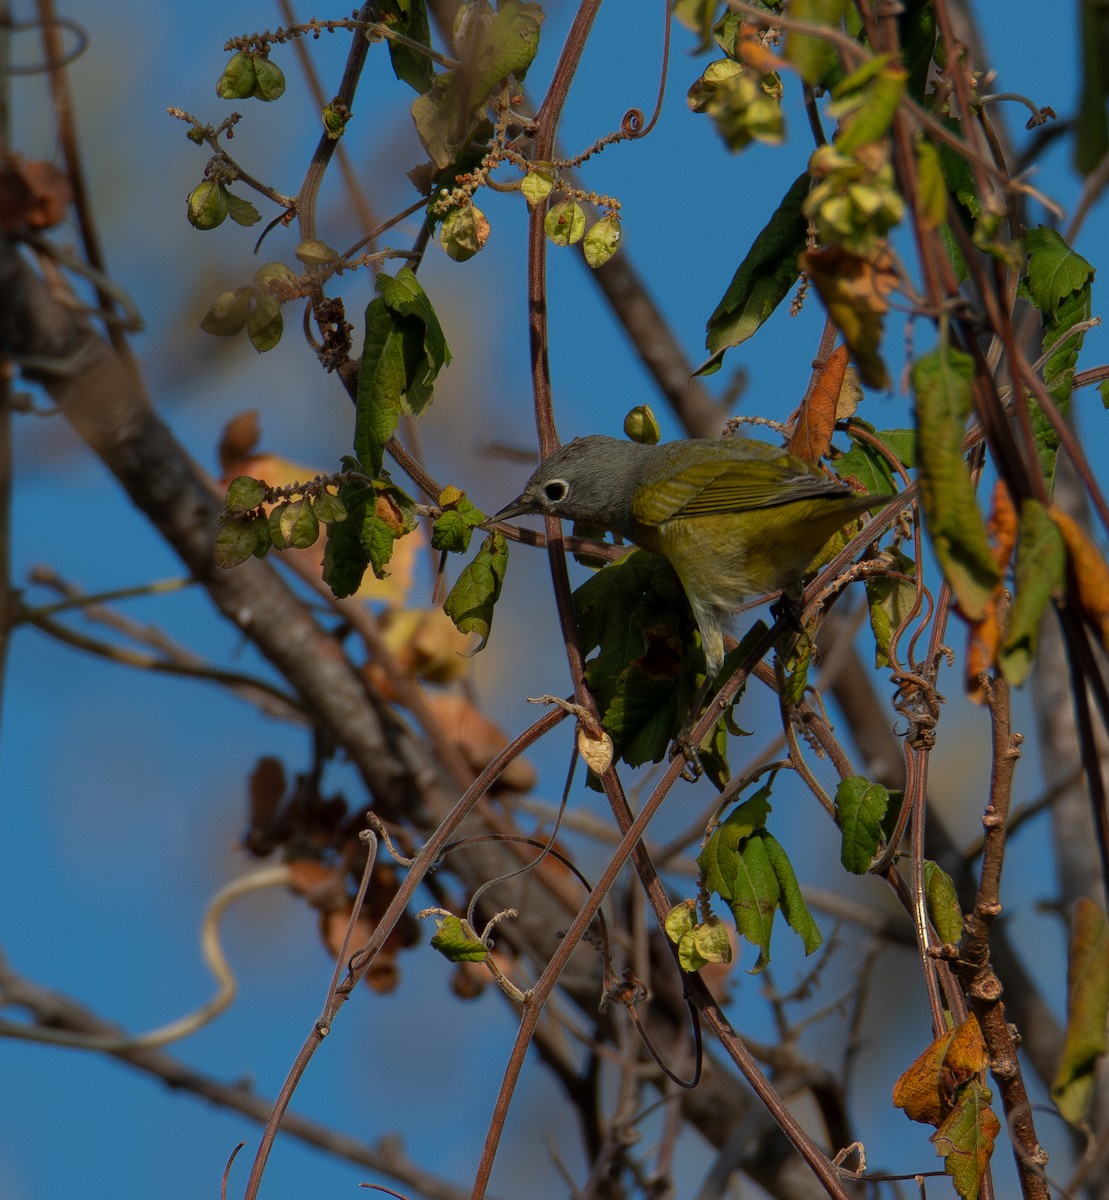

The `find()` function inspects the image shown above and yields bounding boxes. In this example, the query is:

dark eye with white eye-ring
[543,479,569,504]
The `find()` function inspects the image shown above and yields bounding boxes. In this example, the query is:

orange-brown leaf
[965,482,1019,702]
[788,344,851,464]
[0,155,72,231]
[1050,506,1109,649]
[219,410,262,474]
[893,1015,990,1127]
[423,692,538,793]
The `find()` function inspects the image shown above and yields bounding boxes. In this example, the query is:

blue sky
[1,2,1101,1198]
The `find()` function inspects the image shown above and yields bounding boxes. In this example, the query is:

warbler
[494,434,878,676]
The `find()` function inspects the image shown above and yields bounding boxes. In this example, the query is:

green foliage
[700,171,810,373]
[665,902,732,973]
[544,199,586,247]
[687,58,784,152]
[443,532,510,651]
[431,487,486,554]
[834,776,890,874]
[911,340,1000,620]
[924,861,964,944]
[1022,226,1095,490]
[697,788,822,973]
[999,500,1066,685]
[377,0,434,94]
[430,914,489,962]
[411,1,543,169]
[356,268,452,478]
[216,51,286,101]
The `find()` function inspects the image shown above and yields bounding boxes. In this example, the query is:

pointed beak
[491,493,535,523]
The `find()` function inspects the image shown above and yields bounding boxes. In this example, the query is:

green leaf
[911,341,1000,619]
[828,56,907,155]
[225,475,267,514]
[362,484,417,578]
[411,1,543,168]
[279,498,320,549]
[200,288,252,336]
[439,203,489,261]
[187,180,228,231]
[251,57,286,101]
[583,214,622,268]
[430,914,488,962]
[924,860,964,944]
[1052,898,1109,1123]
[443,532,509,651]
[1024,227,1095,489]
[998,500,1066,685]
[215,515,269,567]
[1024,225,1096,317]
[697,791,773,896]
[865,547,917,667]
[934,1080,1000,1200]
[839,424,916,496]
[432,486,485,554]
[701,172,809,372]
[356,269,451,477]
[574,550,697,770]
[545,199,586,246]
[1077,0,1109,174]
[521,168,555,206]
[313,489,348,524]
[835,776,890,873]
[246,287,283,353]
[226,193,262,227]
[915,137,947,231]
[322,477,374,598]
[697,790,819,972]
[216,52,257,99]
[377,0,434,93]
[786,0,849,86]
[763,833,822,955]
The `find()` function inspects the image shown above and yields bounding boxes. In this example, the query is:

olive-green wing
[631,456,846,525]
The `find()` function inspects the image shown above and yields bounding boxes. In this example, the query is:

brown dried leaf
[965,482,1019,703]
[423,692,538,792]
[0,155,72,231]
[788,343,850,463]
[219,410,262,474]
[800,245,896,389]
[893,1015,990,1127]
[1049,506,1109,649]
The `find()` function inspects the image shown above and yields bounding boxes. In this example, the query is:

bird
[494,434,878,676]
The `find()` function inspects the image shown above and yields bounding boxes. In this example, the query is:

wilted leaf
[430,914,489,962]
[800,244,896,388]
[786,0,850,86]
[788,344,851,463]
[911,341,1000,619]
[924,860,964,944]
[701,172,809,373]
[1052,897,1109,1123]
[893,1015,990,1127]
[443,531,509,651]
[1049,506,1109,650]
[439,203,490,261]
[934,1080,1000,1200]
[998,500,1065,685]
